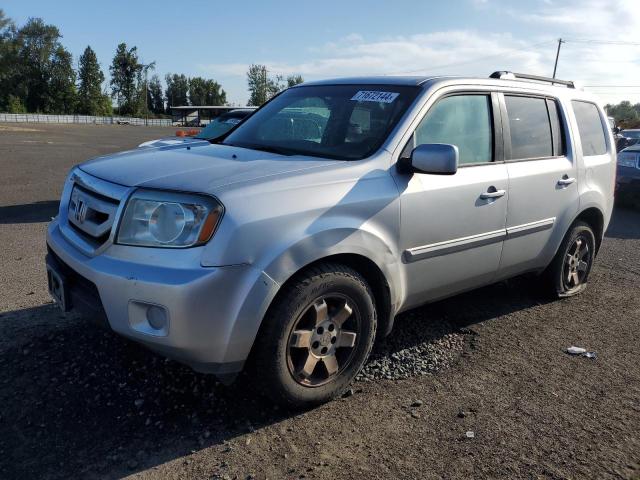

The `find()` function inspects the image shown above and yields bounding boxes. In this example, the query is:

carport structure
[170,106,245,126]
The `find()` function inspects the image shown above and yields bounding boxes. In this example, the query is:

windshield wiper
[224,143,294,156]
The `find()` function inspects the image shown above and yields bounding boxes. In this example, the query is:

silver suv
[46,72,616,406]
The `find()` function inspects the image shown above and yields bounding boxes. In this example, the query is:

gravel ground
[0,123,639,480]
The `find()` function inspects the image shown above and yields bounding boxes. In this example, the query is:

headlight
[618,152,638,168]
[117,189,223,248]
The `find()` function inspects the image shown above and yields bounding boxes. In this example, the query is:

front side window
[413,94,493,165]
[505,95,553,159]
[572,101,607,156]
[222,85,420,160]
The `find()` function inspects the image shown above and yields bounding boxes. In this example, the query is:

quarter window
[413,95,493,165]
[572,101,607,156]
[505,95,554,159]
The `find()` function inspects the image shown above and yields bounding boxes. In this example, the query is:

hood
[79,143,338,193]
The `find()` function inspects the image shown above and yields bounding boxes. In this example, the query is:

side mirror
[410,143,458,175]
[613,126,620,135]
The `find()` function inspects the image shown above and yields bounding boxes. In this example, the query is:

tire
[543,221,596,298]
[250,263,377,407]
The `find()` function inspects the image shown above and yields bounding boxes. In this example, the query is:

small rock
[457,411,467,418]
[411,411,421,419]
[134,399,144,408]
[342,388,354,398]
[127,460,138,470]
[411,400,423,408]
[204,430,211,439]
[465,431,475,439]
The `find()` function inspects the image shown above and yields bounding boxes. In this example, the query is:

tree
[189,76,226,105]
[0,9,17,110]
[247,65,303,106]
[165,73,189,110]
[605,101,640,126]
[48,45,76,113]
[148,74,164,114]
[77,46,110,115]
[13,18,63,112]
[109,42,143,115]
[287,74,304,87]
[246,64,269,106]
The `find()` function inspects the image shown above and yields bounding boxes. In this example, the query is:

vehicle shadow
[0,276,551,479]
[0,200,59,224]
[605,205,640,240]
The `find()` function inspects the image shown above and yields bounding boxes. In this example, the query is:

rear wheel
[251,263,376,407]
[544,221,596,297]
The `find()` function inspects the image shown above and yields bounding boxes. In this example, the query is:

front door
[393,92,509,309]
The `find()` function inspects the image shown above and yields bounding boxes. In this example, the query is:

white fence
[0,113,172,126]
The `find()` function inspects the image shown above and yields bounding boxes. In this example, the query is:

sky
[4,0,640,106]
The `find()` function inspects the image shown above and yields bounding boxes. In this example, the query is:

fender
[221,227,403,366]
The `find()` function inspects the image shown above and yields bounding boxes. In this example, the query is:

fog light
[146,305,167,330]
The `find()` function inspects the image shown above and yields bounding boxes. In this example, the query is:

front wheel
[543,221,596,297]
[250,263,377,407]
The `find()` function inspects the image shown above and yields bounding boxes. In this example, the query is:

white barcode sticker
[351,91,399,103]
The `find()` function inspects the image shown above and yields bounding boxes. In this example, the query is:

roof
[170,105,255,110]
[301,76,442,87]
[297,74,582,94]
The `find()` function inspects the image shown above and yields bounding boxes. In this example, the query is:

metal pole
[552,38,564,79]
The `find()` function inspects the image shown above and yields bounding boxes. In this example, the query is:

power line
[585,85,640,88]
[564,38,640,46]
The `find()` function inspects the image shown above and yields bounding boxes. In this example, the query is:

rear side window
[572,101,607,156]
[414,94,493,165]
[505,96,553,159]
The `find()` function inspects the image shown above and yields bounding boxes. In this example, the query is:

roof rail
[489,71,575,88]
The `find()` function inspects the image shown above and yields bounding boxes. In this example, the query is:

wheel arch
[574,206,605,253]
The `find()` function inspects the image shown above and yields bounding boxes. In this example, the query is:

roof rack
[489,71,575,89]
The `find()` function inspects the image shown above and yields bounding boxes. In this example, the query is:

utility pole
[552,38,564,78]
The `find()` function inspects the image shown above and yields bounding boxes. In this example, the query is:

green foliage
[148,74,164,114]
[109,43,145,115]
[605,101,640,128]
[49,45,77,113]
[7,94,26,113]
[188,77,226,105]
[246,65,303,106]
[0,10,229,118]
[287,74,304,88]
[77,46,110,115]
[165,73,189,110]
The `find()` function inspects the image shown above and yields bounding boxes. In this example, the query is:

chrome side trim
[404,229,506,262]
[506,217,556,239]
[403,217,556,262]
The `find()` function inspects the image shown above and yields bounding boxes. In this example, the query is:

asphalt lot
[0,123,639,480]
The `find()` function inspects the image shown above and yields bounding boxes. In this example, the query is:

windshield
[222,84,421,160]
[195,114,246,139]
[623,130,640,139]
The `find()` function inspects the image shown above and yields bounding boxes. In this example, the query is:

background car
[616,128,640,152]
[616,145,640,206]
[137,109,255,148]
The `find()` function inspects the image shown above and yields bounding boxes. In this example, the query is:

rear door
[498,93,579,278]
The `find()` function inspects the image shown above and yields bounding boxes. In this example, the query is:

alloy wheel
[286,294,360,387]
[563,234,591,291]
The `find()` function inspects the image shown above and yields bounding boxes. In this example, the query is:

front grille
[68,184,119,241]
[58,169,130,257]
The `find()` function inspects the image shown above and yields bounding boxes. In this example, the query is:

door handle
[557,176,576,186]
[480,189,506,199]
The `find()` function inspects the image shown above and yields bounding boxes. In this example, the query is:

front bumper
[46,218,279,377]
